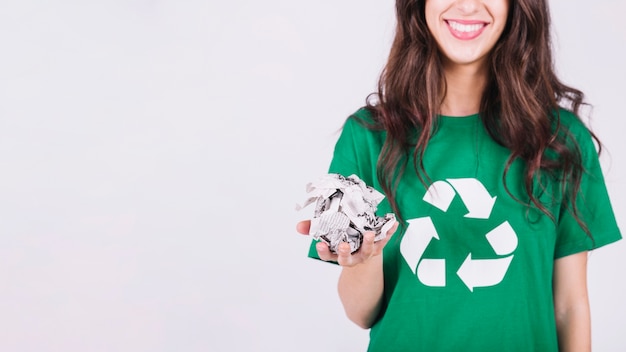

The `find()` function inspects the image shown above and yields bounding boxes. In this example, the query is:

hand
[296,220,398,267]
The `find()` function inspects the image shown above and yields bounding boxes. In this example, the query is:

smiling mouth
[445,20,488,39]
[448,21,485,32]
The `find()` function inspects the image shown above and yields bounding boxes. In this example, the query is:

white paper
[297,174,397,253]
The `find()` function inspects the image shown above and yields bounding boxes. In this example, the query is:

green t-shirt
[308,107,622,351]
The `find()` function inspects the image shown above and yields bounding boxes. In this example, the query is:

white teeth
[448,21,483,33]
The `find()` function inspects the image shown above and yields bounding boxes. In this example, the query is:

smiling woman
[296,0,622,351]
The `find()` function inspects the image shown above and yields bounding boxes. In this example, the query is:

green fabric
[307,107,622,351]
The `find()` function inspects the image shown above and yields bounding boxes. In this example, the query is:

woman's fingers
[359,232,376,258]
[336,242,354,266]
[337,232,378,266]
[296,220,311,235]
[304,221,399,266]
[316,241,339,262]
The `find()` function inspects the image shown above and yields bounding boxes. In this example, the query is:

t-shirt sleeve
[554,120,622,258]
[307,116,367,261]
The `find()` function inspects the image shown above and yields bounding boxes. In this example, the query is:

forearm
[555,301,591,352]
[553,251,591,352]
[337,254,384,329]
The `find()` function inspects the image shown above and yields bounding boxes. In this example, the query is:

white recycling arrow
[456,254,514,292]
[401,217,439,275]
[401,217,446,287]
[446,178,497,219]
[423,181,456,212]
[455,221,517,291]
[485,221,518,255]
[417,258,446,287]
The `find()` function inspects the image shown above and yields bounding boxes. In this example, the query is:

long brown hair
[364,0,598,233]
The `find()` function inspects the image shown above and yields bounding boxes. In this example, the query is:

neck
[439,61,488,116]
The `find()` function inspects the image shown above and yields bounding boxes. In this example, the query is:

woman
[297,0,621,351]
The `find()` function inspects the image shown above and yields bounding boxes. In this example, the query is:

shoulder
[341,106,384,137]
[554,108,595,144]
[554,108,591,137]
[332,107,386,157]
[553,108,600,160]
[346,106,377,126]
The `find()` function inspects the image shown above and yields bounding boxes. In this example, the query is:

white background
[0,1,623,351]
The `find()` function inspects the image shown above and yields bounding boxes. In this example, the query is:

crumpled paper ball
[296,173,396,253]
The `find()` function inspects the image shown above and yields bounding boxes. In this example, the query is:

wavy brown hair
[363,0,599,233]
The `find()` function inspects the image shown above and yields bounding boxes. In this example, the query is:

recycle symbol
[400,178,518,292]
